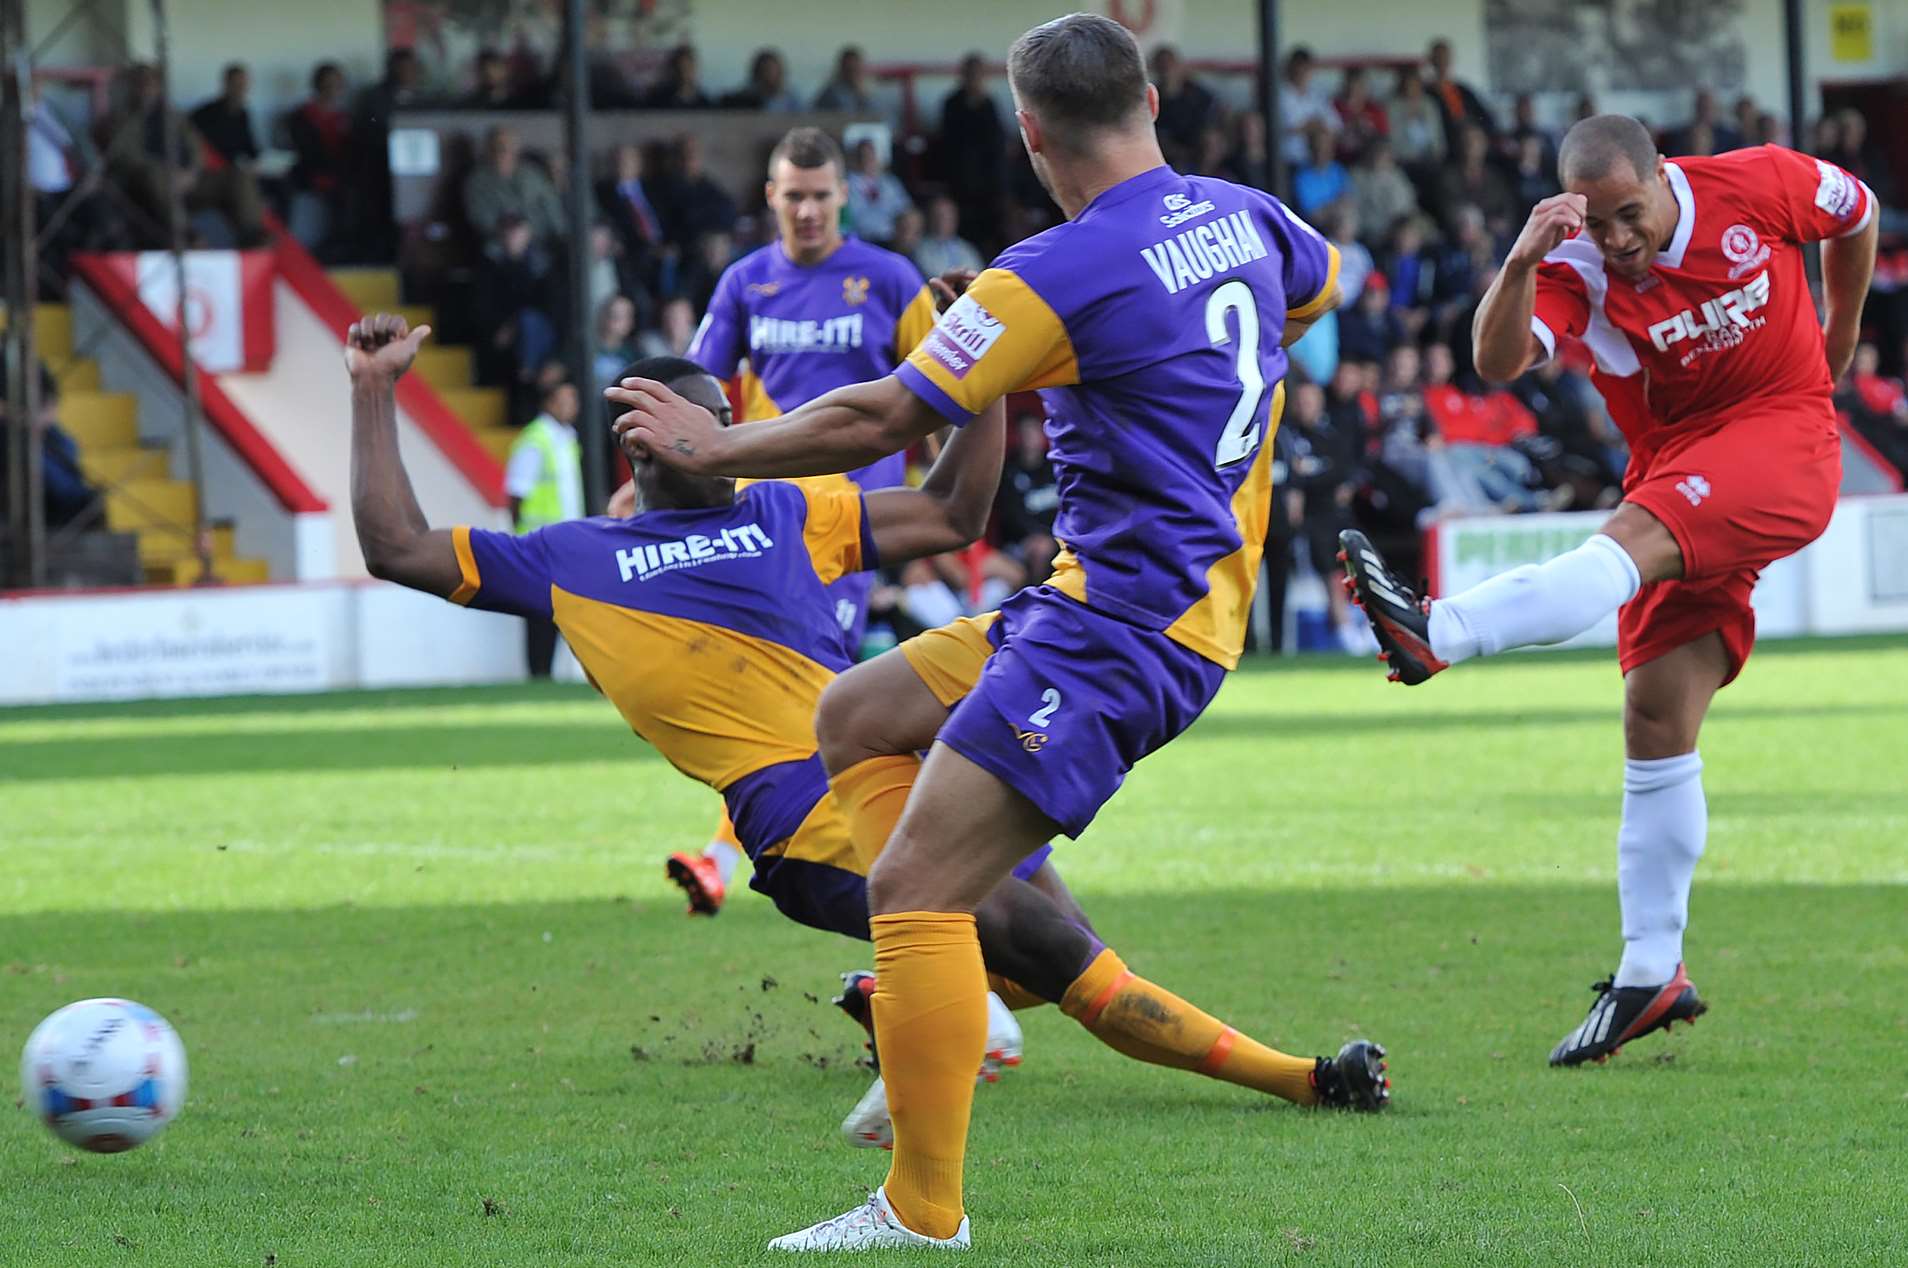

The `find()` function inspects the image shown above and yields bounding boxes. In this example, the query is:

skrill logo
[615,523,776,582]
[921,294,1005,380]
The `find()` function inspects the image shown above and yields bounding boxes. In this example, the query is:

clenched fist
[1504,194,1587,272]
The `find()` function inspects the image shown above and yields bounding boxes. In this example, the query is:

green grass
[3,639,1907,1266]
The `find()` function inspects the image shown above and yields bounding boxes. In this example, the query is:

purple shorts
[824,570,874,662]
[934,587,1226,839]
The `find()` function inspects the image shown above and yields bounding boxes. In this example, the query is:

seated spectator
[890,207,925,266]
[598,142,666,271]
[1280,380,1371,652]
[1322,205,1374,303]
[1426,37,1495,146]
[1421,343,1559,512]
[1339,272,1404,364]
[104,63,265,248]
[189,63,260,167]
[350,48,426,259]
[644,44,712,109]
[462,50,527,109]
[1226,109,1272,190]
[639,296,699,358]
[1510,133,1561,209]
[722,49,800,112]
[1828,108,1893,205]
[591,294,642,393]
[677,230,734,313]
[0,368,102,531]
[1839,342,1908,479]
[1731,94,1760,150]
[939,53,1007,245]
[813,45,873,112]
[585,221,647,315]
[1510,357,1627,504]
[1382,214,1437,325]
[1681,123,1717,158]
[845,138,912,245]
[1333,65,1388,161]
[27,82,106,273]
[464,125,564,245]
[1292,122,1349,218]
[1679,88,1740,154]
[1503,93,1557,169]
[1431,205,1496,329]
[286,62,354,257]
[1352,137,1418,242]
[1275,46,1338,166]
[1155,45,1221,169]
[994,412,1059,582]
[1195,125,1232,179]
[1387,65,1445,170]
[661,133,737,247]
[913,196,983,277]
[473,214,559,388]
[1433,125,1516,237]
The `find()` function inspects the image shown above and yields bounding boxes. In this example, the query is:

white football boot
[840,992,1025,1150]
[767,1186,970,1252]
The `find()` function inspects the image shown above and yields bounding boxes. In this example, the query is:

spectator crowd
[18,33,1908,650]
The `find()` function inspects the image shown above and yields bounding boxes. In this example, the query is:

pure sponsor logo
[1645,270,1771,363]
[615,523,777,582]
[1159,191,1218,228]
[1814,159,1860,219]
[748,313,865,355]
[1140,209,1271,295]
[1719,222,1770,279]
[921,293,1005,380]
[1676,474,1712,507]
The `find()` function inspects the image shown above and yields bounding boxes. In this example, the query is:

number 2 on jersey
[1206,279,1266,469]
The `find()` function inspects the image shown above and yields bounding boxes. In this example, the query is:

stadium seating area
[15,34,1908,637]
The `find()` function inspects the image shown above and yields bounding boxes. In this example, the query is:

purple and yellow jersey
[896,166,1339,669]
[689,236,939,493]
[447,481,874,861]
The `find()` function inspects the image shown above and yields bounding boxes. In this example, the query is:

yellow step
[59,392,140,448]
[397,305,435,330]
[148,555,270,586]
[34,304,73,359]
[81,446,171,486]
[438,386,508,430]
[411,345,473,390]
[475,427,518,463]
[328,268,400,311]
[105,478,197,532]
[56,358,101,390]
[136,523,235,566]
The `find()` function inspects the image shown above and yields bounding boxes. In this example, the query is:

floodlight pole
[151,0,215,584]
[563,0,606,514]
[1258,0,1284,199]
[2,3,46,589]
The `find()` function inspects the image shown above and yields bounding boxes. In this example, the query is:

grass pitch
[3,638,1906,1266]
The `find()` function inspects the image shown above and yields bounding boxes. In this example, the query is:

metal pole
[3,6,46,589]
[1258,0,1284,199]
[1784,0,1807,151]
[563,0,605,514]
[152,0,215,584]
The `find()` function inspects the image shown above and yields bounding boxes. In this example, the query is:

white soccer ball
[20,998,188,1153]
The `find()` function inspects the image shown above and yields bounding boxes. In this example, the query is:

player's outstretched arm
[345,314,464,598]
[861,398,1006,565]
[1474,193,1586,383]
[605,373,945,480]
[1821,205,1879,382]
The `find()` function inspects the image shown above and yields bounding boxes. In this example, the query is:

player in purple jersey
[649,127,942,918]
[348,313,1383,1171]
[609,15,1391,1251]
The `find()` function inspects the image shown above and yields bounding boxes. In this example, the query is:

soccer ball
[20,998,188,1153]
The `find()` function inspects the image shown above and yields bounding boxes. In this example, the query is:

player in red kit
[1339,115,1878,1065]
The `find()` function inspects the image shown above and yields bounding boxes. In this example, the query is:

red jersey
[1529,145,1873,458]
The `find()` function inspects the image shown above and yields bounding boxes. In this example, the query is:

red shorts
[1618,402,1839,684]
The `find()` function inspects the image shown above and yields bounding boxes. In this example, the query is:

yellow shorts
[898,611,1001,708]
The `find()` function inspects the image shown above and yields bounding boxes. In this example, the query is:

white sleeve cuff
[1530,315,1558,365]
[1836,181,1878,239]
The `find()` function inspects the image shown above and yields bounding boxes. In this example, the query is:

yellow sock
[872,911,984,1240]
[829,755,922,870]
[986,973,1049,1011]
[1060,949,1319,1106]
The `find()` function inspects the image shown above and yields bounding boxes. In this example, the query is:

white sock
[1613,751,1706,988]
[703,838,744,886]
[1426,532,1641,664]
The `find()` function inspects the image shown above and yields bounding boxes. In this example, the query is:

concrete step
[411,345,473,390]
[148,554,270,586]
[327,268,400,311]
[55,358,101,391]
[105,478,196,532]
[136,522,235,565]
[34,303,72,359]
[59,392,140,448]
[437,386,508,430]
[474,427,518,463]
[80,445,171,486]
